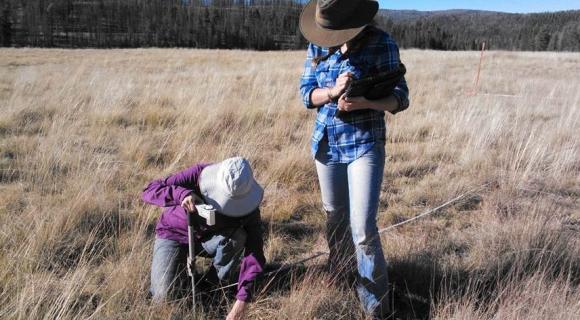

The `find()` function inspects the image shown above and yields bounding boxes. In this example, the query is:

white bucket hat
[199,157,264,218]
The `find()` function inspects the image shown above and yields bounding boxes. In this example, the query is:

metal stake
[187,212,196,316]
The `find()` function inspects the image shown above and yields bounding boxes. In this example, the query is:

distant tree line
[379,10,580,51]
[1,1,579,51]
[0,0,305,49]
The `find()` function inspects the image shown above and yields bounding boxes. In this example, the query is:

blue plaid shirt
[299,27,409,164]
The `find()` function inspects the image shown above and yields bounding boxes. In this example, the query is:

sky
[378,0,580,13]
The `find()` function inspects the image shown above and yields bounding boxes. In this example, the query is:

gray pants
[150,228,247,303]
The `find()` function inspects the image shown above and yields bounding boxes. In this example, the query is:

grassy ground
[0,48,579,319]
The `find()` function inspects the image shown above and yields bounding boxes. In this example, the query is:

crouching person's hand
[226,300,247,320]
[181,195,195,213]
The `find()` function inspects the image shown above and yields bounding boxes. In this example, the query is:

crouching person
[142,157,265,320]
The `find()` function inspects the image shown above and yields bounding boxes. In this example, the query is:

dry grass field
[0,48,579,319]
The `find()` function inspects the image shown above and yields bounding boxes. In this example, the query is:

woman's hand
[330,72,353,99]
[337,95,369,112]
[180,195,195,213]
[226,300,247,320]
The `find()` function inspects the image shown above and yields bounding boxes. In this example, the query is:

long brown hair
[311,23,379,68]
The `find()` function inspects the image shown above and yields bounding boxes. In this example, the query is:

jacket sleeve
[236,210,266,302]
[383,39,410,114]
[299,43,320,109]
[141,164,206,208]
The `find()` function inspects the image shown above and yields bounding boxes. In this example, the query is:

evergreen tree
[0,4,12,47]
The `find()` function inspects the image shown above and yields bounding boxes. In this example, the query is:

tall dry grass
[0,48,578,319]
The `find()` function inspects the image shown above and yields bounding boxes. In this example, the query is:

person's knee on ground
[150,284,169,303]
[149,238,187,303]
[150,270,188,303]
[212,228,247,281]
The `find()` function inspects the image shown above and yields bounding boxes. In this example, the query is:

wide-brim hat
[299,0,379,48]
[199,157,264,218]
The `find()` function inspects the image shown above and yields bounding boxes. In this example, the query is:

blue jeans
[315,139,389,315]
[149,228,247,302]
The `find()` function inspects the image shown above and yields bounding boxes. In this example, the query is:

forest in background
[382,9,580,51]
[1,0,580,51]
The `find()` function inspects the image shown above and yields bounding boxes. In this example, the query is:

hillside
[378,9,580,50]
[379,9,508,22]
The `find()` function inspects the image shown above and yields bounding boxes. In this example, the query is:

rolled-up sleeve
[392,76,410,114]
[299,43,319,109]
[378,37,410,114]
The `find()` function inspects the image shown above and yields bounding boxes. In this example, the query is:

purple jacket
[141,163,266,302]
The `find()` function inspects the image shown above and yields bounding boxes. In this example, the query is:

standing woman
[299,0,410,317]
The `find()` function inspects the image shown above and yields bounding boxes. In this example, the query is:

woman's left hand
[337,95,369,112]
[226,300,247,320]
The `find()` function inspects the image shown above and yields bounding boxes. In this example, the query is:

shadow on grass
[172,247,450,319]
[388,244,580,319]
[388,253,451,319]
[263,220,321,242]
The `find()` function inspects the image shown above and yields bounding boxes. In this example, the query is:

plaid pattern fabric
[299,27,409,163]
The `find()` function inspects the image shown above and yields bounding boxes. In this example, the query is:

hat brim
[199,163,264,218]
[299,0,378,48]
